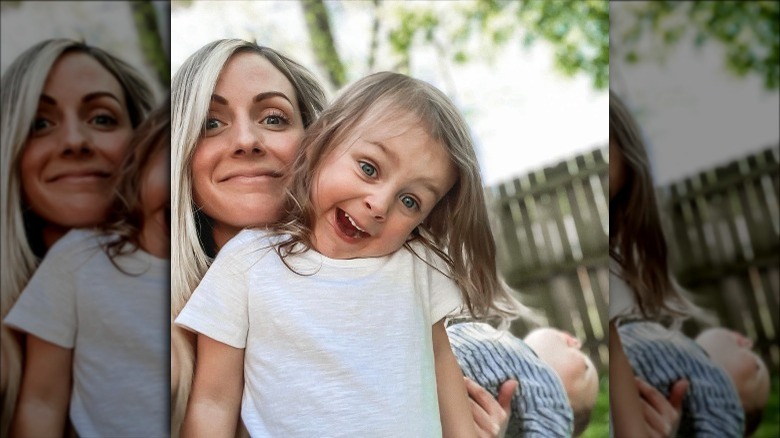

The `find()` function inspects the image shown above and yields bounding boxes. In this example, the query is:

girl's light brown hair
[609,90,689,320]
[101,97,170,261]
[274,71,521,322]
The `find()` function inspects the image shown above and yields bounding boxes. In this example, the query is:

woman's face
[191,52,304,232]
[20,52,134,229]
[608,136,626,200]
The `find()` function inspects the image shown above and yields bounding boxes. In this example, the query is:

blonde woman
[0,38,155,435]
[170,39,326,437]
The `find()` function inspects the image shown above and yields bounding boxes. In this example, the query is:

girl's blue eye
[401,195,418,210]
[360,162,377,177]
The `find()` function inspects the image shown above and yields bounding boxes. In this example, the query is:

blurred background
[612,2,779,437]
[0,1,169,93]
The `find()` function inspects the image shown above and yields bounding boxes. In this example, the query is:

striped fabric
[618,321,744,437]
[447,322,574,437]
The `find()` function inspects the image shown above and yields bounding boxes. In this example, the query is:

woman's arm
[181,333,244,438]
[609,321,650,438]
[10,334,72,437]
[433,320,478,438]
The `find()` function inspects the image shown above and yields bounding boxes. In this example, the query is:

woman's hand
[464,377,518,438]
[636,377,689,438]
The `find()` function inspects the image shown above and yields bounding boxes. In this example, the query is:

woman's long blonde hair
[170,39,325,437]
[609,90,690,321]
[274,72,522,323]
[0,38,155,436]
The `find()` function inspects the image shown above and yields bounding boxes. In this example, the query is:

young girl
[4,99,169,437]
[176,72,521,437]
[0,38,155,434]
[609,89,696,437]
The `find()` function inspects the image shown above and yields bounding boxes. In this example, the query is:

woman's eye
[401,195,418,210]
[360,161,377,177]
[205,118,222,130]
[31,117,52,132]
[91,114,118,126]
[262,113,289,126]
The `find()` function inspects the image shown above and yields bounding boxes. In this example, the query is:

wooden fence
[661,145,780,372]
[487,144,780,372]
[487,146,610,371]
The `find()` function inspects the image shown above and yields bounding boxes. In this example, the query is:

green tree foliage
[131,0,169,89]
[617,1,780,90]
[386,0,610,90]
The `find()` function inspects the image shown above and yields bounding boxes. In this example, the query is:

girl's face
[608,136,626,200]
[139,142,171,259]
[310,114,457,259]
[20,52,133,229]
[191,52,303,234]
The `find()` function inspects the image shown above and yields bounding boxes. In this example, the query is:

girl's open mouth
[335,208,370,239]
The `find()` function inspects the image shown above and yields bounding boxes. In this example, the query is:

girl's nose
[364,190,393,221]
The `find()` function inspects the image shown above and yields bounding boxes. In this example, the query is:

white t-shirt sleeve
[609,257,636,321]
[416,245,462,323]
[4,237,79,348]
[174,234,252,349]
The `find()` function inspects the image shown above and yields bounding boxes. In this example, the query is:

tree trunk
[300,0,346,89]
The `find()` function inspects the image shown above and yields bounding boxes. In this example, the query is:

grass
[581,375,609,438]
[753,374,779,438]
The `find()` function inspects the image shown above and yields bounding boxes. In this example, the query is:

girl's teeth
[344,212,366,233]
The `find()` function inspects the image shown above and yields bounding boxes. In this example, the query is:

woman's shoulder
[215,228,281,262]
[43,228,105,261]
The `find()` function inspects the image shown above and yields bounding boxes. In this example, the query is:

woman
[170,39,326,436]
[0,38,156,435]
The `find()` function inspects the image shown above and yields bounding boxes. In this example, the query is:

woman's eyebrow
[253,91,293,106]
[82,91,122,104]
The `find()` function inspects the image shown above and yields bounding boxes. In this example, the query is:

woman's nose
[232,118,264,157]
[60,119,93,158]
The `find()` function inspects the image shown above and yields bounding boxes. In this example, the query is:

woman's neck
[41,223,70,250]
[211,222,242,253]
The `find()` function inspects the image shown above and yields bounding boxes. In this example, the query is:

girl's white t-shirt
[609,257,636,321]
[176,229,462,437]
[4,229,168,437]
